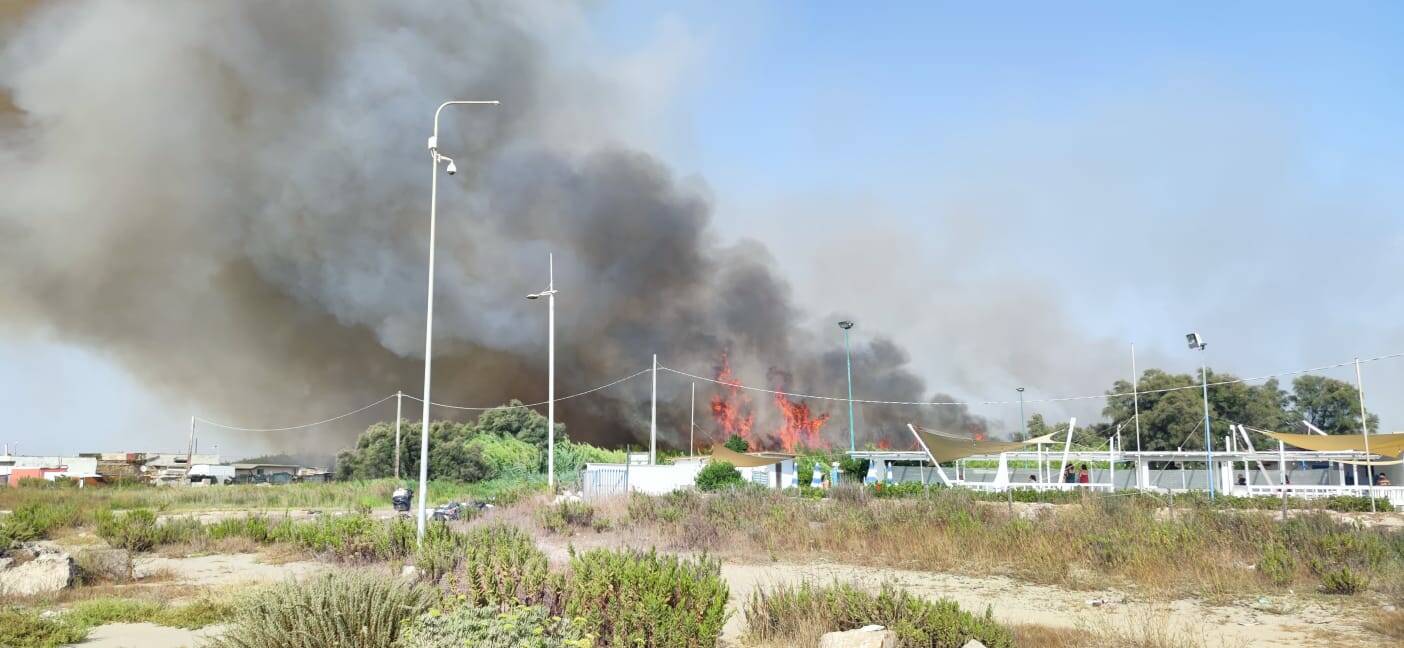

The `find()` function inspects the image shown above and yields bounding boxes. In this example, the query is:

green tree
[695,461,744,491]
[723,434,749,453]
[1103,369,1295,451]
[1288,375,1378,434]
[473,400,563,448]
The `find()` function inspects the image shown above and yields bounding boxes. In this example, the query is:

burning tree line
[707,352,834,452]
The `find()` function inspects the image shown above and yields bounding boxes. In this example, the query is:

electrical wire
[194,394,398,432]
[659,350,1404,408]
[400,368,650,411]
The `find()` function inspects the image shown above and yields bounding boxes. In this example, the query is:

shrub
[211,571,438,648]
[723,435,749,453]
[410,522,467,583]
[0,607,86,648]
[695,461,744,492]
[400,605,593,648]
[1,501,84,545]
[743,581,1013,648]
[561,549,728,648]
[539,500,596,535]
[1318,565,1370,594]
[94,509,162,551]
[468,433,542,479]
[446,524,557,610]
[1257,543,1297,586]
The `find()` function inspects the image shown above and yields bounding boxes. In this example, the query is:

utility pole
[1016,387,1026,440]
[394,390,402,480]
[1354,357,1376,513]
[1132,343,1142,453]
[689,382,696,455]
[650,354,658,464]
[839,320,856,451]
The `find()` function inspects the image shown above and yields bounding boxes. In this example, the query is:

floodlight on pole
[838,320,856,452]
[1016,387,1026,441]
[417,99,499,544]
[1186,331,1215,499]
[526,254,558,492]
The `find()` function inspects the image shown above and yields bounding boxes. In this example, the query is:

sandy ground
[72,623,225,648]
[134,552,324,585]
[716,561,1377,647]
[63,553,325,647]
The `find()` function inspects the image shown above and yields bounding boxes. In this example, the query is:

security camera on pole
[1186,332,1215,499]
[526,254,559,492]
[417,100,498,543]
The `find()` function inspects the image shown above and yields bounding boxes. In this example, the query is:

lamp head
[444,160,457,175]
[837,320,854,330]
[1186,332,1205,350]
[1016,387,1025,393]
[525,293,541,300]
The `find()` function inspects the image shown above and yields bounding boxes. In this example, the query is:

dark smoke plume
[0,1,984,452]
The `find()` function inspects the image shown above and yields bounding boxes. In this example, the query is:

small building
[233,463,302,483]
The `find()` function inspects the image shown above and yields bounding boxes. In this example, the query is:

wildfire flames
[708,352,831,452]
[709,352,755,443]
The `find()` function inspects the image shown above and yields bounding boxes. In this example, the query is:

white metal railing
[1243,484,1404,507]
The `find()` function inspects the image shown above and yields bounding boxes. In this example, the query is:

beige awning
[710,445,789,468]
[1262,431,1404,459]
[908,425,1058,463]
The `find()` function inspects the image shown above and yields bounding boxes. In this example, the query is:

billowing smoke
[0,1,985,452]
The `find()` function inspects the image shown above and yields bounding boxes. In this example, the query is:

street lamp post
[838,321,856,452]
[1016,387,1026,440]
[1186,332,1215,499]
[417,100,499,542]
[527,254,558,492]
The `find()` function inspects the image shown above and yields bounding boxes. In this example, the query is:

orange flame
[768,368,831,452]
[709,352,754,443]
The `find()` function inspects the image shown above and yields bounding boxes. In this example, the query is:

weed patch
[743,580,1013,648]
[212,570,438,648]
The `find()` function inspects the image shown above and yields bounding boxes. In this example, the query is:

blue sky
[3,1,1402,456]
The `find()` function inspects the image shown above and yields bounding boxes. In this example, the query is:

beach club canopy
[710,445,789,468]
[1262,431,1404,459]
[907,424,1059,463]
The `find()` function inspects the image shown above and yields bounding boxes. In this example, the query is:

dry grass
[1364,607,1404,639]
[623,488,1404,599]
[1011,614,1245,648]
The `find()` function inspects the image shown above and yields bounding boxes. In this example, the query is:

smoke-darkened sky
[3,1,1403,457]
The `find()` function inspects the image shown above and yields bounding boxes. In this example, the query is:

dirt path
[718,561,1375,647]
[71,623,224,648]
[134,552,324,585]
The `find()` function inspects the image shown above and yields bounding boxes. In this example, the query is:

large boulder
[0,544,74,596]
[75,548,134,583]
[819,625,897,648]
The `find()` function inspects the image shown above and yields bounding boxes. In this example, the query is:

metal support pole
[394,391,402,479]
[689,382,696,455]
[418,99,499,543]
[842,325,856,452]
[650,354,658,464]
[547,254,556,492]
[1354,357,1375,513]
[1017,387,1026,441]
[1132,343,1142,453]
[1200,354,1215,499]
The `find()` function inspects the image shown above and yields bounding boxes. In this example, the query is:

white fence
[581,462,703,499]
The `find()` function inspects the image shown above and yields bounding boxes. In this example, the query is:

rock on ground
[0,543,74,596]
[76,548,134,583]
[818,625,897,648]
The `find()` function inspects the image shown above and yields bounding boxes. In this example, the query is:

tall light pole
[838,321,856,452]
[526,254,558,492]
[1016,387,1026,440]
[1186,332,1214,499]
[417,99,499,542]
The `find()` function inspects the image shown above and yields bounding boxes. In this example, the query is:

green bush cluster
[694,461,744,492]
[401,605,593,648]
[0,501,84,548]
[743,581,1013,648]
[212,571,439,648]
[539,500,596,535]
[0,607,87,648]
[446,524,558,609]
[0,597,233,648]
[561,549,729,648]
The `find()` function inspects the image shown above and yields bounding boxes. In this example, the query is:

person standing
[1077,464,1090,484]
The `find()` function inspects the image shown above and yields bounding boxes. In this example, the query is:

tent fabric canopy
[908,425,1058,463]
[710,445,787,468]
[1263,431,1404,459]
